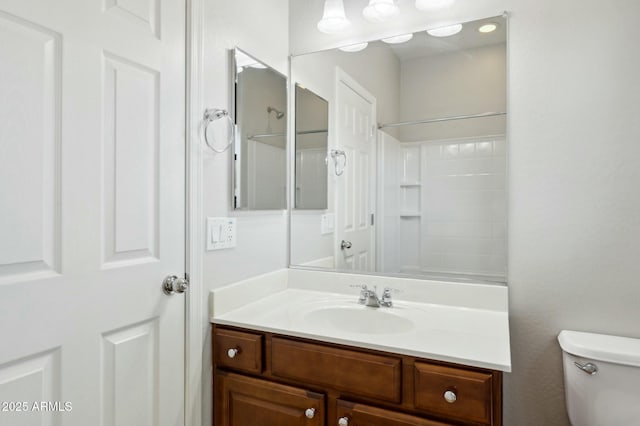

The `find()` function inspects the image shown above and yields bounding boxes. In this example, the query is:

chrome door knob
[338,417,349,426]
[305,408,315,419]
[340,240,352,250]
[163,275,189,295]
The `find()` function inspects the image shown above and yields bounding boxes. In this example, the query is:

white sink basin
[303,305,414,334]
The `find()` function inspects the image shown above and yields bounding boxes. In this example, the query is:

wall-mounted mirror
[295,84,329,210]
[290,15,508,283]
[232,48,287,210]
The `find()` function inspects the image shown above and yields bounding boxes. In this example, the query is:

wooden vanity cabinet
[213,325,502,426]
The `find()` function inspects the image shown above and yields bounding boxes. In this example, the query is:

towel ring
[203,108,234,153]
[330,149,347,176]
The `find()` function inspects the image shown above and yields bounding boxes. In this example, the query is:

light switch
[320,213,335,235]
[207,217,237,251]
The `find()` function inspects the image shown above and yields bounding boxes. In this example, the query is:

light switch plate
[320,213,335,235]
[206,217,237,251]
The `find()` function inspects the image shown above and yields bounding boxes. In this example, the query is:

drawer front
[336,399,451,426]
[216,372,324,426]
[214,327,263,374]
[414,362,493,425]
[271,337,402,403]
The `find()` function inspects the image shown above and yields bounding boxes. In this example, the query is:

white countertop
[210,269,511,372]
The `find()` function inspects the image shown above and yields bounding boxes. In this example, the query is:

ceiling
[384,15,506,61]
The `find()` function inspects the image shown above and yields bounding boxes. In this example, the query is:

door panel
[0,1,185,425]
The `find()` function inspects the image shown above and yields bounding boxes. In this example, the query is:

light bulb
[415,0,455,11]
[317,0,350,34]
[363,0,399,23]
[427,23,463,37]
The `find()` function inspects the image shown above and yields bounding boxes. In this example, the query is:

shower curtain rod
[378,111,506,129]
[297,129,328,135]
[249,129,328,140]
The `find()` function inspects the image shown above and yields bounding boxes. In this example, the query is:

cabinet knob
[338,417,349,426]
[444,390,457,404]
[227,348,239,359]
[305,408,315,419]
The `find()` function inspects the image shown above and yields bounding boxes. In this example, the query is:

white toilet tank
[558,330,640,426]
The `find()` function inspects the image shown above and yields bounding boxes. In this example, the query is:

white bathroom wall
[200,0,289,424]
[202,1,289,285]
[290,1,640,425]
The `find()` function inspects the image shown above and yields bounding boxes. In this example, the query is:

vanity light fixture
[382,33,414,44]
[339,42,368,53]
[415,0,455,11]
[363,0,399,23]
[426,23,463,37]
[317,0,350,34]
[478,23,498,33]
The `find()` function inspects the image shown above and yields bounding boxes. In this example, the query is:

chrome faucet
[358,285,393,308]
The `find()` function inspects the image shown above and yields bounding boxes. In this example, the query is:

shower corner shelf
[400,182,421,187]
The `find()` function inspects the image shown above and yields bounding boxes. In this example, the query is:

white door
[0,1,186,426]
[334,69,376,271]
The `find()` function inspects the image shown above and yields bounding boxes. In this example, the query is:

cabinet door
[216,372,324,426]
[335,400,451,426]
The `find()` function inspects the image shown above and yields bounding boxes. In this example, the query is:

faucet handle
[381,287,393,307]
[358,285,368,303]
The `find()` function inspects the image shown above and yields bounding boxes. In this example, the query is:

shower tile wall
[399,136,506,280]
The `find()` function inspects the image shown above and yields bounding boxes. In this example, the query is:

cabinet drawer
[271,337,402,403]
[217,372,324,426]
[214,327,262,374]
[414,362,493,425]
[336,399,451,426]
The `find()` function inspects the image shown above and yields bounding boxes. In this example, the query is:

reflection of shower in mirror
[267,106,285,119]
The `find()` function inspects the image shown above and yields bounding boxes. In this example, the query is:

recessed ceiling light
[426,24,463,37]
[382,33,414,44]
[415,0,455,11]
[478,23,498,33]
[339,42,369,53]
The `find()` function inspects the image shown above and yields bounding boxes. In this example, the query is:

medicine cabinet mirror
[232,48,287,210]
[294,84,329,210]
[289,15,508,284]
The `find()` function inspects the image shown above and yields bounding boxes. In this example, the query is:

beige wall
[399,43,506,142]
[290,0,640,425]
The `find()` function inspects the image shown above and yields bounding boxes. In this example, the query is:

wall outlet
[206,217,237,251]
